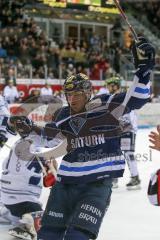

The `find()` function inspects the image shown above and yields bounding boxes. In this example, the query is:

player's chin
[70,104,83,113]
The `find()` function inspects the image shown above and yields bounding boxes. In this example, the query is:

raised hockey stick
[113,0,138,41]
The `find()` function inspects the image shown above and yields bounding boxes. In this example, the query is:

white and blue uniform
[0,137,44,205]
[0,95,16,144]
[120,111,139,177]
[0,137,44,227]
[0,133,61,206]
[0,95,10,116]
[0,95,17,223]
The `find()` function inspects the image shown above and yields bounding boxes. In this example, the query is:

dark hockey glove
[0,131,8,148]
[132,37,155,70]
[9,116,34,138]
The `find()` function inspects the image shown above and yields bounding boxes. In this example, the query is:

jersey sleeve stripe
[134,87,150,94]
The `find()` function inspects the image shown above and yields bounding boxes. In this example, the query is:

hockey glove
[0,131,8,148]
[43,173,56,188]
[132,37,155,70]
[43,159,57,187]
[9,116,34,138]
[119,116,132,133]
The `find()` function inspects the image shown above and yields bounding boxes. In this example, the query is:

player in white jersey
[0,94,18,222]
[106,77,141,189]
[0,116,57,240]
[121,111,141,189]
[0,94,10,115]
[0,94,16,145]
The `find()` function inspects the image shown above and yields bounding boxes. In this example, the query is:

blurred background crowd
[0,0,160,103]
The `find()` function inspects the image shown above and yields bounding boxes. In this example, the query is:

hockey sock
[125,151,139,177]
[0,205,20,225]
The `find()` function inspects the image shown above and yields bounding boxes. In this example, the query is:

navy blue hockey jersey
[45,70,151,184]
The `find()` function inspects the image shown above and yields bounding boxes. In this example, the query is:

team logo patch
[69,116,86,135]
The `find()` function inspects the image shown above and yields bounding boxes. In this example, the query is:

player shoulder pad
[92,93,111,103]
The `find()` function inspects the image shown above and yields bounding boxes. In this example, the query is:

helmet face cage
[64,74,92,98]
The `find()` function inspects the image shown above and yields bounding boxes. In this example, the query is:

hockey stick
[35,155,47,176]
[113,0,138,41]
[30,139,67,160]
[28,153,57,179]
[1,141,12,150]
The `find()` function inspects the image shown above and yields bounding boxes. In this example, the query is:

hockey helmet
[106,76,121,87]
[64,73,92,94]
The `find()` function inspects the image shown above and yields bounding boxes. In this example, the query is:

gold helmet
[64,73,92,94]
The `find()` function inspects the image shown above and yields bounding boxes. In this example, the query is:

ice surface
[0,129,160,240]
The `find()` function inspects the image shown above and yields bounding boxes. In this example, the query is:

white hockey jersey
[0,94,16,143]
[0,132,63,205]
[0,95,10,133]
[0,137,44,205]
[0,95,10,117]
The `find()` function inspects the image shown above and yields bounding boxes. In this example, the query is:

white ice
[0,128,160,240]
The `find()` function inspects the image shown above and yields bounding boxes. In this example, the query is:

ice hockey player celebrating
[106,76,141,189]
[9,37,155,240]
[0,119,57,240]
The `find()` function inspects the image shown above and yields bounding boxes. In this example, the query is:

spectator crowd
[1,0,160,103]
[123,0,160,38]
[0,0,128,85]
[132,1,160,28]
